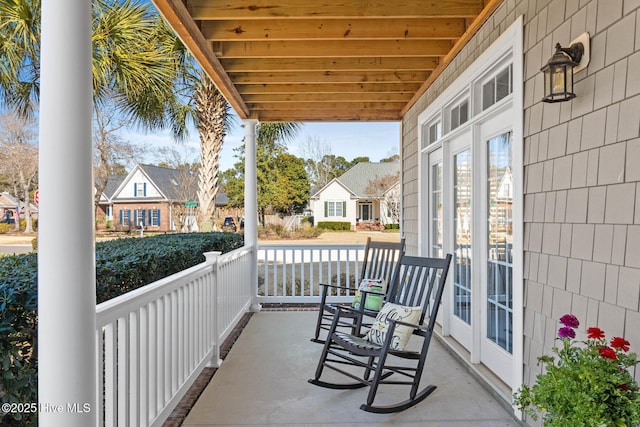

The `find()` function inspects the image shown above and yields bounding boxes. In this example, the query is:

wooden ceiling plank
[188,0,484,20]
[151,0,249,118]
[255,109,403,121]
[220,57,439,72]
[247,101,408,110]
[201,18,466,41]
[229,70,431,84]
[238,84,421,96]
[217,39,453,58]
[243,93,414,102]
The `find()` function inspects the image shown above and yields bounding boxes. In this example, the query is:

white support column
[38,1,96,426]
[243,119,261,311]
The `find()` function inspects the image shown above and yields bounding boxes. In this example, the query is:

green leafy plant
[317,221,351,231]
[514,314,640,427]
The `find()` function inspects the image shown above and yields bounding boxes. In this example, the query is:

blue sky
[128,114,401,171]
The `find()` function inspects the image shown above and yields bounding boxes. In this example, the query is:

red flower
[587,327,605,339]
[599,347,617,360]
[611,337,630,352]
[619,383,629,391]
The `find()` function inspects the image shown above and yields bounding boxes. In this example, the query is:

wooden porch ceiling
[152,0,504,122]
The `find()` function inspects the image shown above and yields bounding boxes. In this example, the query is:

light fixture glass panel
[552,66,565,94]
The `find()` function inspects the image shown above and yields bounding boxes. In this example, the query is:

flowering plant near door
[514,314,640,427]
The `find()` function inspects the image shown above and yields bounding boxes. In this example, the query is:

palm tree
[194,75,233,230]
[0,0,177,120]
[0,0,189,229]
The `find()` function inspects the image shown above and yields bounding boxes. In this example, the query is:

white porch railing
[257,243,366,304]
[95,245,254,427]
[94,242,366,427]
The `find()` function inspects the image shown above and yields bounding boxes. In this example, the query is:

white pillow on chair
[365,302,421,351]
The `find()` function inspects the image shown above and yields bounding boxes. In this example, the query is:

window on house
[482,64,513,111]
[422,119,442,149]
[134,209,145,227]
[450,100,469,131]
[134,182,146,197]
[120,209,131,226]
[150,209,160,226]
[326,200,345,217]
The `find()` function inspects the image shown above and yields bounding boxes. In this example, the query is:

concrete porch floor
[182,311,522,426]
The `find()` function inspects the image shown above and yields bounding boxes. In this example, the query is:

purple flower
[558,326,576,339]
[559,314,579,329]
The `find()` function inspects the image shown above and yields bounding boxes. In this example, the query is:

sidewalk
[0,230,401,246]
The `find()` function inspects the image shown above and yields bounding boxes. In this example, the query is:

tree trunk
[18,170,33,232]
[196,78,227,227]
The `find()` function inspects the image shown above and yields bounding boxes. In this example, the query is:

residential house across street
[310,161,400,230]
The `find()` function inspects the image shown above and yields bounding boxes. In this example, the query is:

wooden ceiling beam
[229,70,430,84]
[201,18,466,41]
[401,0,505,115]
[220,57,439,72]
[242,92,415,102]
[238,83,421,95]
[188,0,484,20]
[215,39,452,58]
[151,0,249,118]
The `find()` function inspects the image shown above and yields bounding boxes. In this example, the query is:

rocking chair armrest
[358,288,385,297]
[388,318,430,337]
[319,283,358,293]
[318,282,358,306]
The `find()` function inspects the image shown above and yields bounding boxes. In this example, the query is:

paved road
[0,244,32,255]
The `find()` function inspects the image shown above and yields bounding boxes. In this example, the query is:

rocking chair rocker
[311,237,405,343]
[308,253,452,413]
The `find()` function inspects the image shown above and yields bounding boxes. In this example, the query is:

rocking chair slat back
[311,237,405,343]
[360,237,405,285]
[389,255,448,327]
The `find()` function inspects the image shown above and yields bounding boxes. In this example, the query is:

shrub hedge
[0,232,243,426]
[316,221,351,231]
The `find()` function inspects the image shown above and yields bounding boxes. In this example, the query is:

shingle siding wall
[401,0,640,415]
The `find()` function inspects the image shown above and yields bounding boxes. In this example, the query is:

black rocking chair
[308,253,452,413]
[311,237,405,343]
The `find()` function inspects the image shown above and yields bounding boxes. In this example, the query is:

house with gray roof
[310,162,400,230]
[107,164,198,232]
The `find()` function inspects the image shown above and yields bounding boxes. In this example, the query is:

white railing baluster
[148,300,157,420]
[104,322,116,427]
[96,326,104,427]
[117,316,129,426]
[139,305,149,427]
[129,310,139,427]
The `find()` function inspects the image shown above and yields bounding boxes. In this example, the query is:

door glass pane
[431,162,443,258]
[360,204,371,221]
[487,132,513,353]
[454,149,472,324]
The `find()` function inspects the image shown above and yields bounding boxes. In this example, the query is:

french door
[424,116,514,385]
[479,117,514,384]
[448,133,473,351]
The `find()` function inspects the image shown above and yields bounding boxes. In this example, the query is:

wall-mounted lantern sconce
[541,33,590,103]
